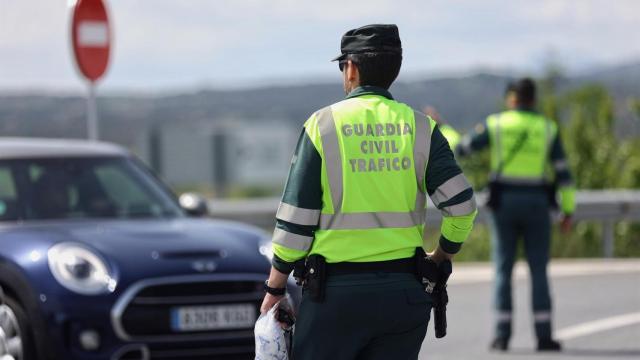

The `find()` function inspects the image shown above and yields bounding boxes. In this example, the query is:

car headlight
[48,243,116,295]
[259,240,273,261]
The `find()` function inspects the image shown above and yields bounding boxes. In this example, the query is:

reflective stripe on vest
[440,197,477,217]
[318,209,426,230]
[272,228,313,251]
[413,110,430,195]
[315,106,431,230]
[276,202,320,226]
[413,110,430,214]
[553,159,569,171]
[317,106,344,213]
[430,173,471,207]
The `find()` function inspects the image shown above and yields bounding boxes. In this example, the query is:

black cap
[332,24,402,61]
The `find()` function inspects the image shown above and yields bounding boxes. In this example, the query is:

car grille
[113,275,264,343]
[146,339,255,360]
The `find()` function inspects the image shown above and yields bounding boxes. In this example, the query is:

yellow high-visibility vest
[302,95,436,263]
[487,110,557,185]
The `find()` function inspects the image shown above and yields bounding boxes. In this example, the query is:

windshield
[0,157,184,221]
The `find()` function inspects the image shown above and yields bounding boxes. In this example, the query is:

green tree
[560,87,640,189]
[551,86,640,257]
[563,85,617,188]
[631,99,640,117]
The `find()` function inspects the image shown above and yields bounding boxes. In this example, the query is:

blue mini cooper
[0,138,282,360]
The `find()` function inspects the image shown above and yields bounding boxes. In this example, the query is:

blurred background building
[138,119,297,195]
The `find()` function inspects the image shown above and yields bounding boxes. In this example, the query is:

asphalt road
[419,259,640,360]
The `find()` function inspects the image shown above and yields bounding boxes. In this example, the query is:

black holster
[433,260,452,338]
[295,254,327,303]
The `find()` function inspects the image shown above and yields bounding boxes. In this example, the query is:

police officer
[260,24,477,359]
[456,78,575,352]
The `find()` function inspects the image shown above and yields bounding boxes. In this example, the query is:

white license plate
[171,304,256,332]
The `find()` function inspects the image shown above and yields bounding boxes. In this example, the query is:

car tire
[0,295,38,360]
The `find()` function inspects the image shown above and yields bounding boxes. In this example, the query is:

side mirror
[179,193,209,217]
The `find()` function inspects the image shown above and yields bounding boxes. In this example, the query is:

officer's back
[260,24,478,360]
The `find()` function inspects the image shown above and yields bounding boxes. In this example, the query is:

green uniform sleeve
[271,127,322,273]
[549,130,576,215]
[559,187,576,215]
[426,127,478,254]
[456,121,490,157]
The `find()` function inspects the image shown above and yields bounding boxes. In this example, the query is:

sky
[1,0,639,93]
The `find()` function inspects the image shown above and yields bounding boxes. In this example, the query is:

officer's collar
[346,86,394,100]
[515,105,537,113]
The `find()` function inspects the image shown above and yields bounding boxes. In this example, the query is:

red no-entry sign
[71,0,111,82]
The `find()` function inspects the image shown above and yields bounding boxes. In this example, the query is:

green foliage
[451,225,493,261]
[630,98,640,118]
[547,86,640,258]
[561,85,631,188]
[424,225,492,261]
[458,151,490,190]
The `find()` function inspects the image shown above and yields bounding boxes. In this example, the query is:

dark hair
[348,52,402,89]
[506,78,536,106]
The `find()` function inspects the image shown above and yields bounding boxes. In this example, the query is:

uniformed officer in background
[456,78,575,352]
[260,24,477,359]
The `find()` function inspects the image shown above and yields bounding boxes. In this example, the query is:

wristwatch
[264,280,286,296]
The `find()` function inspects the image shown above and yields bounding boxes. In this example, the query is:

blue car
[0,138,289,360]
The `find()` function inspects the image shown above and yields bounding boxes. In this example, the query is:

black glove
[414,247,442,294]
[414,248,453,338]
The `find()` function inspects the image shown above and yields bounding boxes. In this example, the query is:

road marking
[556,312,640,341]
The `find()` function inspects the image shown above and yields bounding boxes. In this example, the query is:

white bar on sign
[78,21,108,47]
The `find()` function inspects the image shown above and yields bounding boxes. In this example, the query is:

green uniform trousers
[293,273,432,360]
[490,188,554,340]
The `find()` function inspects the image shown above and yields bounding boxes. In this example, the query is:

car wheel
[0,295,36,360]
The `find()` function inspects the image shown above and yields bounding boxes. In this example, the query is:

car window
[0,157,183,221]
[94,164,166,217]
[0,167,16,198]
[0,166,18,220]
[28,163,81,218]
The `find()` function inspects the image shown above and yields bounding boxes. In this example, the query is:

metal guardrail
[208,190,640,258]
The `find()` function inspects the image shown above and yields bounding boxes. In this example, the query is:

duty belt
[326,257,415,276]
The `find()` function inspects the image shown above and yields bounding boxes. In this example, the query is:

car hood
[1,217,272,284]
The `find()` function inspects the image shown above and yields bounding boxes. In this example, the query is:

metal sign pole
[72,0,110,138]
[87,81,98,141]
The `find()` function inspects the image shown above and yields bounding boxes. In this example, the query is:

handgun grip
[434,304,447,338]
